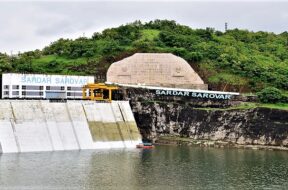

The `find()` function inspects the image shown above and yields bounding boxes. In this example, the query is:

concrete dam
[0,100,142,153]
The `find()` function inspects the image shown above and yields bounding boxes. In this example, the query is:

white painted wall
[66,101,94,149]
[0,100,142,153]
[10,101,53,152]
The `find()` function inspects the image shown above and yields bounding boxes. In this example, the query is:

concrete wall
[107,53,208,90]
[0,100,142,153]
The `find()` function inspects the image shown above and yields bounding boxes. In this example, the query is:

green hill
[0,20,287,93]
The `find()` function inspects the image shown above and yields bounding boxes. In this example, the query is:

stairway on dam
[0,100,142,153]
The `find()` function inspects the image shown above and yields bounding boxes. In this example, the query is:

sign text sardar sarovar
[156,89,233,100]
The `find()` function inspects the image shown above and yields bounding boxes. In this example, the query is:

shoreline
[155,136,288,151]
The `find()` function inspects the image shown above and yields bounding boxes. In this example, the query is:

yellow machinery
[82,83,119,102]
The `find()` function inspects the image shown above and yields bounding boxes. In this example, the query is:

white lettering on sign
[20,75,89,85]
[155,90,233,100]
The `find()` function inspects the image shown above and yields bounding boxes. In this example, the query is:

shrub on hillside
[185,52,203,62]
[256,87,283,103]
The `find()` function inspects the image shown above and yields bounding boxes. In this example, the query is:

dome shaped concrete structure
[106,53,207,89]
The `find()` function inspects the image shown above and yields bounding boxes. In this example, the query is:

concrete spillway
[0,100,142,153]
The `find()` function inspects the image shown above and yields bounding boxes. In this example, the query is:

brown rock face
[131,101,288,147]
[107,53,207,90]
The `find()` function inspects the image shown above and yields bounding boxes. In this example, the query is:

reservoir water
[0,146,287,189]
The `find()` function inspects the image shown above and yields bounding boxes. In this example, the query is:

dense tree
[257,87,284,103]
[0,53,12,73]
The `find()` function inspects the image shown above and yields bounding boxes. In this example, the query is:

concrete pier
[0,100,142,153]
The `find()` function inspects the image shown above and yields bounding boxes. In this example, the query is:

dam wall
[0,100,142,153]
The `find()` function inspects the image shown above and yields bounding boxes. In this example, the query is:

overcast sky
[0,0,288,54]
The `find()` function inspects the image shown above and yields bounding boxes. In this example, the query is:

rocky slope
[131,101,288,147]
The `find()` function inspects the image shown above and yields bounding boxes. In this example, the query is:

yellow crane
[82,83,119,102]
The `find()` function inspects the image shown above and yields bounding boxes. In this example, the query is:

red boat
[136,143,154,149]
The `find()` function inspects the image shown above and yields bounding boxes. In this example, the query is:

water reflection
[0,146,287,189]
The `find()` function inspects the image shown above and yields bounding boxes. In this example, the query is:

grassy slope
[24,27,286,92]
[141,29,160,40]
[30,29,161,75]
[31,55,88,75]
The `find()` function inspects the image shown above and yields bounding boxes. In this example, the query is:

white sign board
[2,73,94,87]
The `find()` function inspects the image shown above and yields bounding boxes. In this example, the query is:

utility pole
[225,22,228,32]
